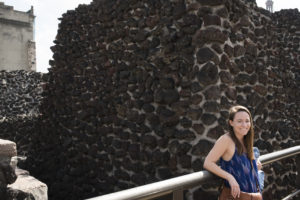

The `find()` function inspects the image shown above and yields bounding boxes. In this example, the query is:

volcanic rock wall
[0,70,45,119]
[0,0,299,200]
[0,70,45,156]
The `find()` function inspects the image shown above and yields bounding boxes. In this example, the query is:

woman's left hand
[257,160,262,170]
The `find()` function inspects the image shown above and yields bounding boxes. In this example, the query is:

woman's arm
[203,135,240,198]
[256,159,262,170]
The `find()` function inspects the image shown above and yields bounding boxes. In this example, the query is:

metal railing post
[297,155,300,187]
[173,189,183,200]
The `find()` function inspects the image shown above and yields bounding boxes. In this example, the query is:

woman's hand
[257,159,262,170]
[227,174,240,198]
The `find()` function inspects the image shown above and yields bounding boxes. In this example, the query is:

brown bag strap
[250,158,261,193]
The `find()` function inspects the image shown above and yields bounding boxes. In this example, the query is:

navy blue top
[220,148,259,193]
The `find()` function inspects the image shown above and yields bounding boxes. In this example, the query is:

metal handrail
[281,189,300,200]
[87,145,300,200]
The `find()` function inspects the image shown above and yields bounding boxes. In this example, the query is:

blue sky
[1,0,300,73]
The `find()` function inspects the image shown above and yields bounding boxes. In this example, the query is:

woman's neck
[235,134,244,143]
[236,135,246,152]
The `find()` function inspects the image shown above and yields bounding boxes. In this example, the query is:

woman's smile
[229,111,251,138]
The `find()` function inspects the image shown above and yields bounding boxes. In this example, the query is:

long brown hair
[228,105,254,161]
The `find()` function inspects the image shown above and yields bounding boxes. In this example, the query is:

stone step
[8,168,48,200]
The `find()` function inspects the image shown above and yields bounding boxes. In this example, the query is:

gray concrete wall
[0,2,35,71]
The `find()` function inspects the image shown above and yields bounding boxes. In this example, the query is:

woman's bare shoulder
[216,133,235,160]
[217,133,233,144]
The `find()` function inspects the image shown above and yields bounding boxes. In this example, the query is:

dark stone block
[175,130,195,141]
[219,71,233,84]
[142,104,155,113]
[191,94,203,105]
[191,82,203,93]
[193,123,205,135]
[201,113,217,125]
[223,20,231,29]
[193,28,228,44]
[157,168,172,179]
[160,78,175,89]
[207,126,225,139]
[168,140,180,155]
[204,86,221,100]
[142,135,157,149]
[154,89,179,105]
[180,117,192,128]
[258,73,268,85]
[131,173,146,185]
[216,7,228,18]
[234,73,251,85]
[211,43,223,54]
[191,140,214,156]
[179,89,191,98]
[192,159,204,171]
[224,44,234,58]
[234,45,246,57]
[203,101,220,113]
[179,155,191,169]
[254,28,265,36]
[157,106,175,118]
[219,55,231,71]
[197,47,219,64]
[160,115,180,127]
[171,101,189,115]
[146,113,160,127]
[152,150,169,165]
[197,62,219,86]
[245,41,258,57]
[224,87,237,100]
[204,14,221,26]
[114,170,130,181]
[187,109,202,120]
[196,0,225,6]
[254,85,267,96]
[177,142,192,156]
[173,2,186,19]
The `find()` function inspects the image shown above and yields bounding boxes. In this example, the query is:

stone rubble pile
[0,139,47,200]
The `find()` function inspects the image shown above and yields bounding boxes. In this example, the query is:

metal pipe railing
[87,145,300,200]
[259,145,300,165]
[281,189,300,200]
[87,170,217,200]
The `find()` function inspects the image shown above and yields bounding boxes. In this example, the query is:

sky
[1,0,300,73]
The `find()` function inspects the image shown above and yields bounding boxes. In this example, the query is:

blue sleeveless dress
[220,148,259,193]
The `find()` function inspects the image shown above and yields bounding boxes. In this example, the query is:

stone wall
[0,70,45,162]
[0,0,299,200]
[0,70,45,120]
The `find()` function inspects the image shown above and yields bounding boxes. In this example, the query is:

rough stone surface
[0,139,17,157]
[0,70,45,120]
[8,168,48,200]
[0,1,299,200]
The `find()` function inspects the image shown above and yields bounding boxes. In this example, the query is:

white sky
[1,0,300,73]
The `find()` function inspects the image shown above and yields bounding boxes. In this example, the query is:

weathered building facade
[0,2,35,71]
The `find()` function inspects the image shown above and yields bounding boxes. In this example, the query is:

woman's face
[229,111,251,138]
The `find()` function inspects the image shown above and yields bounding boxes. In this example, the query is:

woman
[203,105,262,200]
